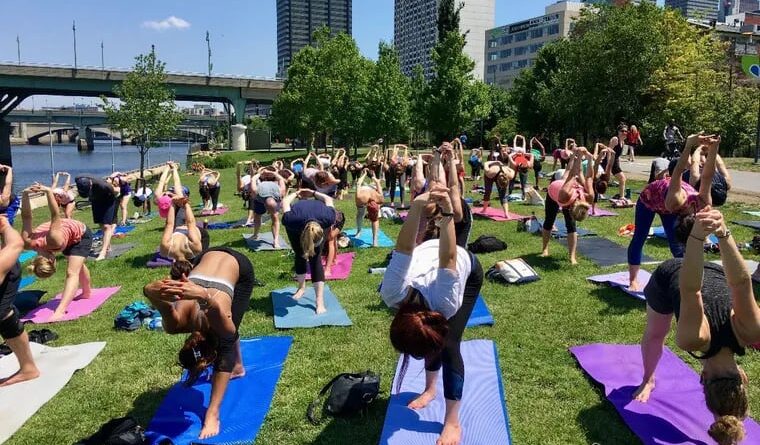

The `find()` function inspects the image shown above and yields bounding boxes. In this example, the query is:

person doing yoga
[21,184,93,322]
[480,152,517,218]
[143,246,255,440]
[540,148,594,265]
[627,133,719,292]
[199,168,221,212]
[302,152,341,198]
[385,145,409,208]
[354,169,384,247]
[684,143,732,207]
[468,148,483,180]
[282,189,345,312]
[249,169,287,249]
[51,172,76,219]
[0,215,40,386]
[160,196,206,262]
[633,206,760,445]
[380,184,484,445]
[331,149,349,200]
[109,172,134,226]
[590,143,615,213]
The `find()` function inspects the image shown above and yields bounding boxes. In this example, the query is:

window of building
[548,24,560,35]
[515,32,528,42]
[488,40,498,48]
[500,62,511,71]
[499,49,511,58]
[517,59,528,68]
[487,65,497,73]
[530,43,543,53]
[500,35,513,45]
[530,28,544,39]
[488,52,498,61]
[514,46,527,56]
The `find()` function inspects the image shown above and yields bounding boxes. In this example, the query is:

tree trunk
[140,145,146,180]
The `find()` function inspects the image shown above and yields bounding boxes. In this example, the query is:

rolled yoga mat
[346,228,395,248]
[0,341,106,444]
[304,252,355,281]
[145,336,293,445]
[88,243,136,260]
[570,343,760,445]
[558,237,655,268]
[379,339,512,445]
[472,206,527,222]
[21,286,121,324]
[587,270,652,301]
[271,285,352,328]
[466,295,494,327]
[243,232,290,251]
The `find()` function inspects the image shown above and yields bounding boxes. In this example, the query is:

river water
[9,142,190,193]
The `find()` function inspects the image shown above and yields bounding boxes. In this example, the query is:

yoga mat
[147,252,173,268]
[14,290,46,315]
[559,237,655,268]
[472,206,526,222]
[742,211,760,218]
[20,286,120,324]
[20,276,36,289]
[88,243,136,260]
[19,250,36,263]
[145,336,292,445]
[346,228,394,248]
[271,285,352,328]
[710,259,760,283]
[652,227,718,245]
[379,339,512,445]
[0,341,106,444]
[570,343,760,445]
[304,252,355,281]
[206,219,248,230]
[589,207,618,217]
[199,207,229,216]
[466,295,494,327]
[587,271,652,301]
[243,232,290,251]
[93,225,136,238]
[733,220,760,231]
[536,219,596,238]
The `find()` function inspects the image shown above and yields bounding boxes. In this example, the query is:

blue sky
[0,0,661,107]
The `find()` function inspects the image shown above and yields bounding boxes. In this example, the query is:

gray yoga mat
[558,237,655,267]
[88,243,136,260]
[243,233,290,251]
[732,220,760,231]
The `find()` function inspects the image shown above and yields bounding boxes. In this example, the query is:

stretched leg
[481,175,494,212]
[287,230,308,300]
[252,213,262,239]
[617,172,626,199]
[633,306,673,402]
[268,202,281,249]
[211,186,221,211]
[78,261,92,298]
[660,213,684,258]
[96,223,115,261]
[627,200,656,291]
[562,207,578,265]
[309,243,326,314]
[541,195,561,257]
[497,185,509,218]
[230,339,245,379]
[119,197,128,225]
[49,255,86,322]
[520,171,528,198]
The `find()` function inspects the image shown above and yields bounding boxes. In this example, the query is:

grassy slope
[8,151,760,445]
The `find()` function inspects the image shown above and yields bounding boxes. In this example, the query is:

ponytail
[300,221,324,260]
[709,416,745,445]
[704,374,749,445]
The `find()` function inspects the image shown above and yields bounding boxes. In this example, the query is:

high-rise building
[394,0,495,80]
[276,0,352,78]
[664,0,720,22]
[484,1,583,89]
[719,0,760,21]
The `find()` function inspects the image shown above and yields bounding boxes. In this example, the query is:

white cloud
[142,16,191,31]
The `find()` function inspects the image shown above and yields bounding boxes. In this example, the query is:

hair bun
[709,415,745,445]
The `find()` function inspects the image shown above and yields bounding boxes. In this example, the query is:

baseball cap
[157,195,172,218]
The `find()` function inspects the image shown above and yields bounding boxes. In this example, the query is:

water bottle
[203,218,209,229]
[369,267,386,275]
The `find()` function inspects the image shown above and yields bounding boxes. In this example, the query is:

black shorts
[253,197,279,215]
[63,228,94,257]
[91,196,118,225]
[533,159,542,173]
[603,158,623,176]
[0,262,21,318]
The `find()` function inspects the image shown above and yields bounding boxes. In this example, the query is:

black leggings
[200,185,221,210]
[454,200,472,248]
[286,229,325,282]
[387,168,405,203]
[543,194,576,234]
[509,171,528,197]
[426,253,483,401]
[469,160,481,178]
[0,262,21,324]
[483,175,507,204]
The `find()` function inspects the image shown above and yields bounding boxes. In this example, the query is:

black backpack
[75,416,145,445]
[467,235,508,254]
[307,371,380,424]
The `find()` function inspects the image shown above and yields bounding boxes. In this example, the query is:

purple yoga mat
[304,252,355,281]
[200,207,229,216]
[20,286,121,323]
[147,253,173,268]
[587,270,652,301]
[473,206,526,222]
[589,207,618,217]
[570,344,760,445]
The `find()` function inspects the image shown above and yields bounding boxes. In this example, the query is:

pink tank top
[640,178,698,214]
[548,180,585,208]
[30,219,86,252]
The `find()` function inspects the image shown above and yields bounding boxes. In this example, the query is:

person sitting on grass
[634,206,760,445]
[0,214,40,387]
[143,246,254,440]
[51,171,76,219]
[354,169,384,247]
[22,184,93,322]
[281,189,344,311]
[380,184,484,445]
[249,169,287,249]
[540,147,594,265]
[628,133,719,292]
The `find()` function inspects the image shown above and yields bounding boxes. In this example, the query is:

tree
[101,50,182,179]
[246,116,269,131]
[409,65,429,146]
[364,42,410,147]
[437,0,464,40]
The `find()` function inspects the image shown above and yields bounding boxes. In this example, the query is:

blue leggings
[627,199,683,265]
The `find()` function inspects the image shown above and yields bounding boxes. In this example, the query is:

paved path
[620,157,760,201]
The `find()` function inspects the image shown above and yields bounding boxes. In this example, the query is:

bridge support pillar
[76,126,94,152]
[231,98,247,124]
[231,124,247,151]
[0,120,12,166]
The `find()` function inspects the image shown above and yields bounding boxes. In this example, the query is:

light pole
[16,35,20,65]
[72,21,78,69]
[101,41,105,70]
[206,31,213,77]
[47,112,54,176]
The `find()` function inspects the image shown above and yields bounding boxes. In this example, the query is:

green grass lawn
[8,152,760,445]
[723,157,760,173]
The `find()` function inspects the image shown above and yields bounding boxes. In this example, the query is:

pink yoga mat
[589,207,618,217]
[20,286,121,324]
[200,207,229,216]
[304,252,355,281]
[473,206,526,221]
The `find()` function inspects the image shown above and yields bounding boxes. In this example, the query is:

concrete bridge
[0,63,283,164]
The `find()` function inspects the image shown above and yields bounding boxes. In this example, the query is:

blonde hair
[705,376,748,445]
[572,201,590,222]
[31,256,56,278]
[496,171,510,190]
[300,221,324,260]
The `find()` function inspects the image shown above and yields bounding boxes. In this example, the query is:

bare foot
[324,268,332,277]
[628,280,640,292]
[408,389,436,410]
[633,380,655,403]
[76,290,92,300]
[198,414,220,440]
[540,249,550,258]
[436,422,462,445]
[570,256,578,265]
[231,364,246,379]
[95,255,107,261]
[315,304,327,315]
[292,287,306,300]
[0,368,41,387]
[48,312,65,322]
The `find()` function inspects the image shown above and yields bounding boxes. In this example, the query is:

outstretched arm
[20,190,34,247]
[445,150,463,222]
[665,133,703,212]
[396,192,430,255]
[160,204,177,256]
[675,217,711,352]
[154,166,171,198]
[282,191,298,214]
[171,165,184,198]
[0,165,12,208]
[431,185,456,271]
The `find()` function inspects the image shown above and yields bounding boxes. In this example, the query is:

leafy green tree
[246,116,269,131]
[364,42,410,147]
[437,0,464,39]
[409,65,429,145]
[101,51,182,179]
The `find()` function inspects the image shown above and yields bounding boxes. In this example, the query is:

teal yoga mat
[345,228,394,248]
[271,285,352,328]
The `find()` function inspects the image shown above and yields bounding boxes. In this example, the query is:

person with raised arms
[51,171,76,219]
[199,168,222,212]
[22,184,93,322]
[143,245,255,440]
[109,171,134,226]
[529,133,547,188]
[249,169,288,249]
[633,206,760,445]
[380,183,484,445]
[479,146,517,219]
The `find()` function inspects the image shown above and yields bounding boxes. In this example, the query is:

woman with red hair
[380,184,483,445]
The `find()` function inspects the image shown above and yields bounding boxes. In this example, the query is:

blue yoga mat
[379,339,512,445]
[536,219,595,238]
[145,336,293,445]
[652,226,718,244]
[345,228,394,248]
[271,285,352,328]
[20,276,35,289]
[19,250,36,264]
[466,295,493,328]
[93,225,136,238]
